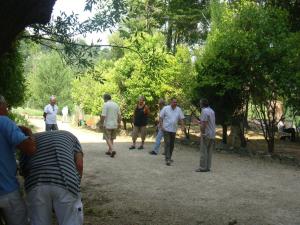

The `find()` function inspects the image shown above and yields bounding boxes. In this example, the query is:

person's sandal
[111,151,116,158]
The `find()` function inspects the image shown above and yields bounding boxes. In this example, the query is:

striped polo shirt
[21,130,82,196]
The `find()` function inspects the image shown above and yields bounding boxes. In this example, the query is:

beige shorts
[132,126,147,141]
[103,128,117,140]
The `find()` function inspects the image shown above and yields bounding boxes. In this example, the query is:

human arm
[179,109,185,132]
[118,111,122,128]
[75,151,83,178]
[159,107,165,131]
[100,103,107,128]
[199,110,208,136]
[17,126,36,155]
[144,105,150,115]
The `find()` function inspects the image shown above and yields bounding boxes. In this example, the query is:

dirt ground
[30,118,300,225]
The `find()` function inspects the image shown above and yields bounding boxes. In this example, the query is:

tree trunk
[239,120,247,148]
[267,137,275,154]
[122,119,127,130]
[166,21,173,52]
[222,124,227,144]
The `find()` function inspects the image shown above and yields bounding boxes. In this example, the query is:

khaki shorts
[132,126,147,141]
[103,128,117,140]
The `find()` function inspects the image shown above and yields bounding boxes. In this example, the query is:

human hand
[19,126,33,136]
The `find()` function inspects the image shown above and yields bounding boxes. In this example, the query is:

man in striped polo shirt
[20,130,84,225]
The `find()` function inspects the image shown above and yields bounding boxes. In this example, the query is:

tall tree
[26,51,74,109]
[194,1,293,153]
[0,42,26,107]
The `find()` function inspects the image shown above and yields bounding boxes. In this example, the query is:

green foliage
[8,112,32,128]
[194,1,296,152]
[26,50,74,110]
[71,59,119,115]
[281,32,300,115]
[71,31,196,120]
[0,42,26,107]
[12,107,44,117]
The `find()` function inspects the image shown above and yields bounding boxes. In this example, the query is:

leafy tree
[113,32,196,123]
[194,1,292,153]
[0,42,26,107]
[26,51,74,110]
[119,0,210,53]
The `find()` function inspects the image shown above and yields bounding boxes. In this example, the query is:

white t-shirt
[160,105,185,133]
[101,100,121,129]
[277,121,284,131]
[200,107,216,139]
[44,104,58,124]
[62,106,68,116]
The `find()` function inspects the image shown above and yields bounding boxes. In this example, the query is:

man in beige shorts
[129,96,150,150]
[100,94,121,158]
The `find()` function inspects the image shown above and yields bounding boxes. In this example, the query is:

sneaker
[137,146,144,150]
[166,161,171,166]
[111,151,116,158]
[129,145,136,150]
[149,151,157,155]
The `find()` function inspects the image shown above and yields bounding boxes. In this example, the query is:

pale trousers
[27,185,83,225]
[152,128,164,154]
[0,190,28,225]
[199,137,215,170]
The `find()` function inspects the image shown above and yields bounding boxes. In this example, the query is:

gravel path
[30,118,300,225]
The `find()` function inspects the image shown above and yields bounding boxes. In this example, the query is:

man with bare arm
[195,99,216,172]
[100,93,121,158]
[20,130,84,225]
[0,95,36,225]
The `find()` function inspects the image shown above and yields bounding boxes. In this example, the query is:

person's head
[0,95,8,116]
[138,96,145,105]
[103,93,111,102]
[170,98,177,109]
[50,95,56,106]
[158,98,165,109]
[200,98,209,108]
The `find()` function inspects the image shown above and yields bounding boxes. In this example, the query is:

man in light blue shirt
[195,99,216,172]
[159,98,185,166]
[149,98,165,155]
[0,95,36,225]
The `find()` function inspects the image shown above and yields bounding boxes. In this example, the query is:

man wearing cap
[0,95,36,225]
[43,95,58,131]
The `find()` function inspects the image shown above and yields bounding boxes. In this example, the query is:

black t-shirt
[134,105,148,126]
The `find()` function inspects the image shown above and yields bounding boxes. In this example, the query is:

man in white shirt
[100,94,121,158]
[159,98,185,166]
[43,95,58,131]
[61,106,68,123]
[195,99,216,172]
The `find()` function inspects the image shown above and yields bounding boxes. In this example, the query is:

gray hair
[50,95,56,100]
[0,95,6,105]
[158,98,165,105]
[138,95,145,101]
